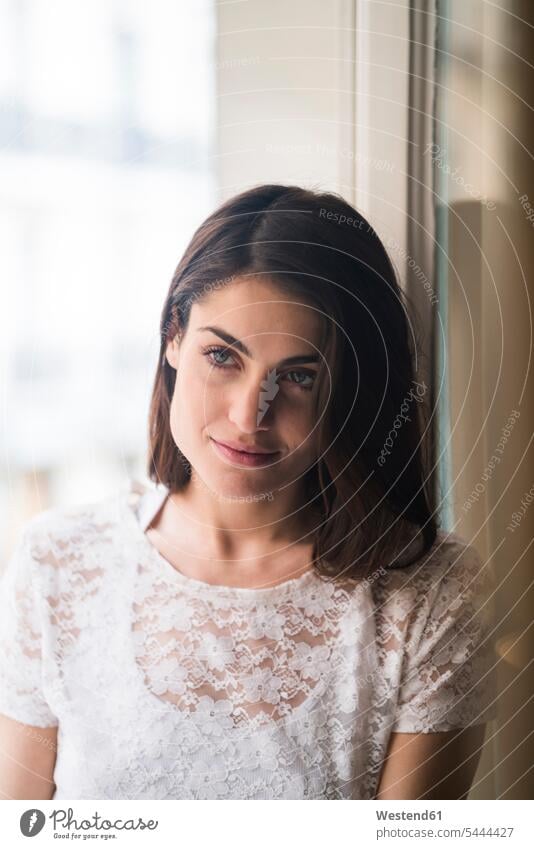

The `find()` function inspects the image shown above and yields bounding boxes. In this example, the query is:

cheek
[296,408,320,450]
[180,367,224,429]
[168,392,186,445]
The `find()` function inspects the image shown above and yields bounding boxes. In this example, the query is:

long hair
[147,184,439,583]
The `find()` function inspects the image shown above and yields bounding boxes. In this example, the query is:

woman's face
[165,277,327,499]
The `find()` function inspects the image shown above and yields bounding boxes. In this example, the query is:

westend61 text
[376,809,442,820]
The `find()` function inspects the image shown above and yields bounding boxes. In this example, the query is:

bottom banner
[1,799,529,848]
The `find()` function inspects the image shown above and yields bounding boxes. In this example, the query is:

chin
[209,469,275,499]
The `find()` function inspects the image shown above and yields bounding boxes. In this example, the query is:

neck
[168,474,320,558]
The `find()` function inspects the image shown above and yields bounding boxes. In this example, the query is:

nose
[227,370,277,433]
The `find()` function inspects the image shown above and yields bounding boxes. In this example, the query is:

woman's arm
[0,713,57,799]
[375,724,486,799]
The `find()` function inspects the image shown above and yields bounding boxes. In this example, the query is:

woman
[0,184,495,800]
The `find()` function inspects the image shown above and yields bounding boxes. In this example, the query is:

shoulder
[372,528,488,626]
[12,482,134,588]
[381,528,483,587]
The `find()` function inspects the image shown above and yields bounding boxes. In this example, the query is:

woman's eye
[202,346,315,391]
[202,346,236,368]
[283,370,315,390]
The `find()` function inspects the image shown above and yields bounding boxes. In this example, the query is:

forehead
[190,277,325,346]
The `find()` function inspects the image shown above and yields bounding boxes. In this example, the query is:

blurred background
[0,0,215,535]
[1,0,533,799]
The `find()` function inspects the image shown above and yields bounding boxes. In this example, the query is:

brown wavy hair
[147,184,439,583]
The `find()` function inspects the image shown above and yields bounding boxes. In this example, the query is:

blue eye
[203,346,236,368]
[283,370,315,390]
[201,346,316,391]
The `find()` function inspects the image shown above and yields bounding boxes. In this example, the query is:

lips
[214,438,279,455]
[211,438,281,467]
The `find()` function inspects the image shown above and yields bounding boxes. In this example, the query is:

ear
[165,333,181,369]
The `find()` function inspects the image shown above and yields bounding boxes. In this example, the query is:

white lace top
[0,479,496,800]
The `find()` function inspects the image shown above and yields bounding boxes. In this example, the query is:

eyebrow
[197,326,320,367]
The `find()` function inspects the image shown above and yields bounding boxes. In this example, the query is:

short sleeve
[0,523,59,727]
[391,540,497,733]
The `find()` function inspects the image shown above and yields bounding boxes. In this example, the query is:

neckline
[122,478,322,597]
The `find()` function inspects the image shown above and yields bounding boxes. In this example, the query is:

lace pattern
[0,479,497,799]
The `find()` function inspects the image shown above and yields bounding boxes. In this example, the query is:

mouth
[210,438,281,467]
